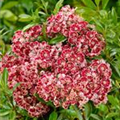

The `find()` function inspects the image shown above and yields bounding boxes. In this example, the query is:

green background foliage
[0,0,120,120]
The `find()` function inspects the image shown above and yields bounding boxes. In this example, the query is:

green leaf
[53,0,64,14]
[20,0,33,12]
[2,68,8,88]
[115,118,120,120]
[40,0,48,14]
[111,7,117,24]
[9,111,16,120]
[106,112,119,118]
[72,105,83,120]
[0,109,10,117]
[107,30,116,39]
[81,0,96,10]
[90,114,102,120]
[33,118,38,120]
[108,95,119,109]
[18,14,32,22]
[95,22,104,33]
[76,6,96,15]
[23,23,37,31]
[0,116,9,120]
[49,111,58,120]
[84,103,92,120]
[49,35,66,44]
[60,109,77,117]
[102,0,109,9]
[0,40,5,55]
[42,22,47,40]
[99,10,108,18]
[12,83,20,92]
[66,109,77,116]
[95,0,100,6]
[34,94,46,103]
[46,101,55,108]
[97,104,108,113]
[112,64,120,77]
[1,1,18,10]
[35,94,55,107]
[57,114,63,120]
[17,107,29,117]
[0,10,17,21]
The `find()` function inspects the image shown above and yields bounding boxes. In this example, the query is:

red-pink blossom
[0,5,112,117]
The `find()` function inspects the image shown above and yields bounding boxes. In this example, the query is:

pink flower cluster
[12,25,42,43]
[47,5,105,57]
[1,5,112,117]
[1,55,49,117]
[36,59,111,109]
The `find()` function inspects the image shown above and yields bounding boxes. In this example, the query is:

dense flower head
[0,5,112,117]
[47,5,105,57]
[12,25,42,43]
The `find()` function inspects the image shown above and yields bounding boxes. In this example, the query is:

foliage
[0,0,120,120]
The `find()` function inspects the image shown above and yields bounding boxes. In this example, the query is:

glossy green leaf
[108,95,119,107]
[49,111,58,120]
[66,109,77,116]
[81,0,96,10]
[35,94,54,107]
[0,109,10,117]
[95,0,100,6]
[95,23,104,33]
[99,10,108,18]
[97,104,108,113]
[9,111,16,120]
[115,118,120,120]
[20,0,33,12]
[33,118,38,120]
[106,112,119,118]
[84,103,92,120]
[76,6,96,15]
[18,14,32,22]
[112,64,120,77]
[34,94,46,103]
[46,101,55,108]
[72,105,83,120]
[1,1,18,10]
[40,0,48,14]
[2,68,8,88]
[0,116,9,120]
[60,109,77,117]
[102,0,109,9]
[0,39,5,55]
[53,0,64,14]
[0,10,17,21]
[57,114,63,120]
[23,23,37,31]
[90,114,102,120]
[49,35,66,44]
[107,30,116,38]
[17,107,29,117]
[12,83,20,92]
[111,7,117,24]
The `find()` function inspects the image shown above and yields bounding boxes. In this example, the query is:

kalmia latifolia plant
[1,5,112,117]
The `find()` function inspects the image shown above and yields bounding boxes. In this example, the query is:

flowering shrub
[0,5,112,118]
